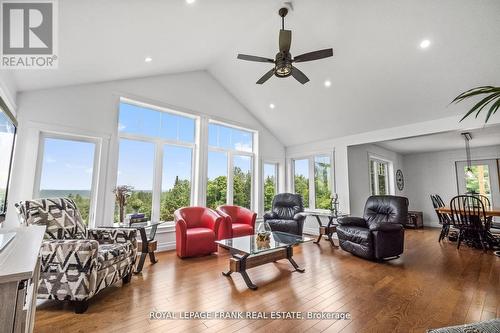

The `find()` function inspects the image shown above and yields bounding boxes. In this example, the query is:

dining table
[436,206,500,217]
[436,206,500,254]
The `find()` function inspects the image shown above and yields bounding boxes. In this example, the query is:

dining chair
[449,195,488,251]
[430,194,451,242]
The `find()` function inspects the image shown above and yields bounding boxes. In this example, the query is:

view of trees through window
[38,137,96,224]
[314,156,332,209]
[207,151,228,209]
[115,139,154,222]
[263,163,277,212]
[161,145,192,221]
[207,123,254,210]
[116,101,196,222]
[464,165,492,203]
[294,159,309,208]
[294,156,332,209]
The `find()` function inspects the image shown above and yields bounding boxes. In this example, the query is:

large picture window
[117,100,196,222]
[293,154,333,210]
[207,122,255,209]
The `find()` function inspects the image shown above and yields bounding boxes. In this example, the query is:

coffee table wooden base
[222,246,304,290]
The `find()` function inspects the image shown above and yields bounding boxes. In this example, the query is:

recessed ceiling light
[186,0,195,4]
[419,39,431,49]
[144,56,153,63]
[269,103,275,109]
[324,80,332,87]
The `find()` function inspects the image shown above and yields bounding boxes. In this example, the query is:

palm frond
[452,86,500,123]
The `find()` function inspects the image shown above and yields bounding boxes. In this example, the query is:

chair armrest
[40,239,99,273]
[88,228,137,244]
[240,207,257,228]
[293,212,307,222]
[337,217,367,228]
[263,212,278,220]
[368,222,404,232]
[201,209,223,232]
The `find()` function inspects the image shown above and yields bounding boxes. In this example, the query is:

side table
[104,221,165,273]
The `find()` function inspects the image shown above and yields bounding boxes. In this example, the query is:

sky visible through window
[39,138,95,191]
[294,159,309,178]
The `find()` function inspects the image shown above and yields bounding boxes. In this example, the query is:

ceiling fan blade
[279,29,292,52]
[256,68,275,84]
[293,48,333,63]
[291,67,310,84]
[237,54,274,63]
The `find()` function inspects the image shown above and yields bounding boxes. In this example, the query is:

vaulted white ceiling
[3,0,500,146]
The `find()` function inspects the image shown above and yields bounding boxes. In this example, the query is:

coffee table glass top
[216,231,313,255]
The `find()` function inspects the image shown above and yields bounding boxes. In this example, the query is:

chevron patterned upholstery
[15,198,137,305]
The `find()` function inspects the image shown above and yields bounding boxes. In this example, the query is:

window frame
[34,132,101,227]
[207,119,256,210]
[0,99,16,218]
[368,155,394,196]
[291,152,334,211]
[117,98,199,222]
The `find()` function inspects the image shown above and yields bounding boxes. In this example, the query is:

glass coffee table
[216,231,312,290]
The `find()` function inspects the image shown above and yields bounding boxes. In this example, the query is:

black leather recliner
[263,193,307,235]
[337,195,408,260]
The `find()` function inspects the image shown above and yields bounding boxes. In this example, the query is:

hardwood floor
[34,229,500,333]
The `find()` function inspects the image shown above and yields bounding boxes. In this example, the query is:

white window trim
[117,98,200,222]
[368,154,395,196]
[34,131,102,227]
[291,152,334,212]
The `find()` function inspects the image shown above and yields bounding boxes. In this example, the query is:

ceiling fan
[237,6,333,85]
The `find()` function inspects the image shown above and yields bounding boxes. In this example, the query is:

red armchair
[216,205,257,238]
[174,207,225,258]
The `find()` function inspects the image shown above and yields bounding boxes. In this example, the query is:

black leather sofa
[337,195,408,260]
[263,193,307,235]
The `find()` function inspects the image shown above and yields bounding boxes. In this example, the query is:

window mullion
[152,142,163,221]
[227,152,234,205]
[309,157,315,209]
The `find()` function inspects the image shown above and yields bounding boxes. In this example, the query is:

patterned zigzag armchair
[15,198,137,314]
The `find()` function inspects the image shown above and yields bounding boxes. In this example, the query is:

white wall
[347,144,406,216]
[5,70,286,250]
[403,145,500,227]
[0,72,17,116]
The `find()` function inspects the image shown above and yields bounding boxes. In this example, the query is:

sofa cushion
[266,219,300,235]
[97,243,129,270]
[337,225,374,259]
[232,223,254,237]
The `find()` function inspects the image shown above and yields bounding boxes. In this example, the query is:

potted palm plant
[452,86,500,122]
[113,185,133,223]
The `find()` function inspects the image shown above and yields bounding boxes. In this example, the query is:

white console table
[0,226,45,333]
